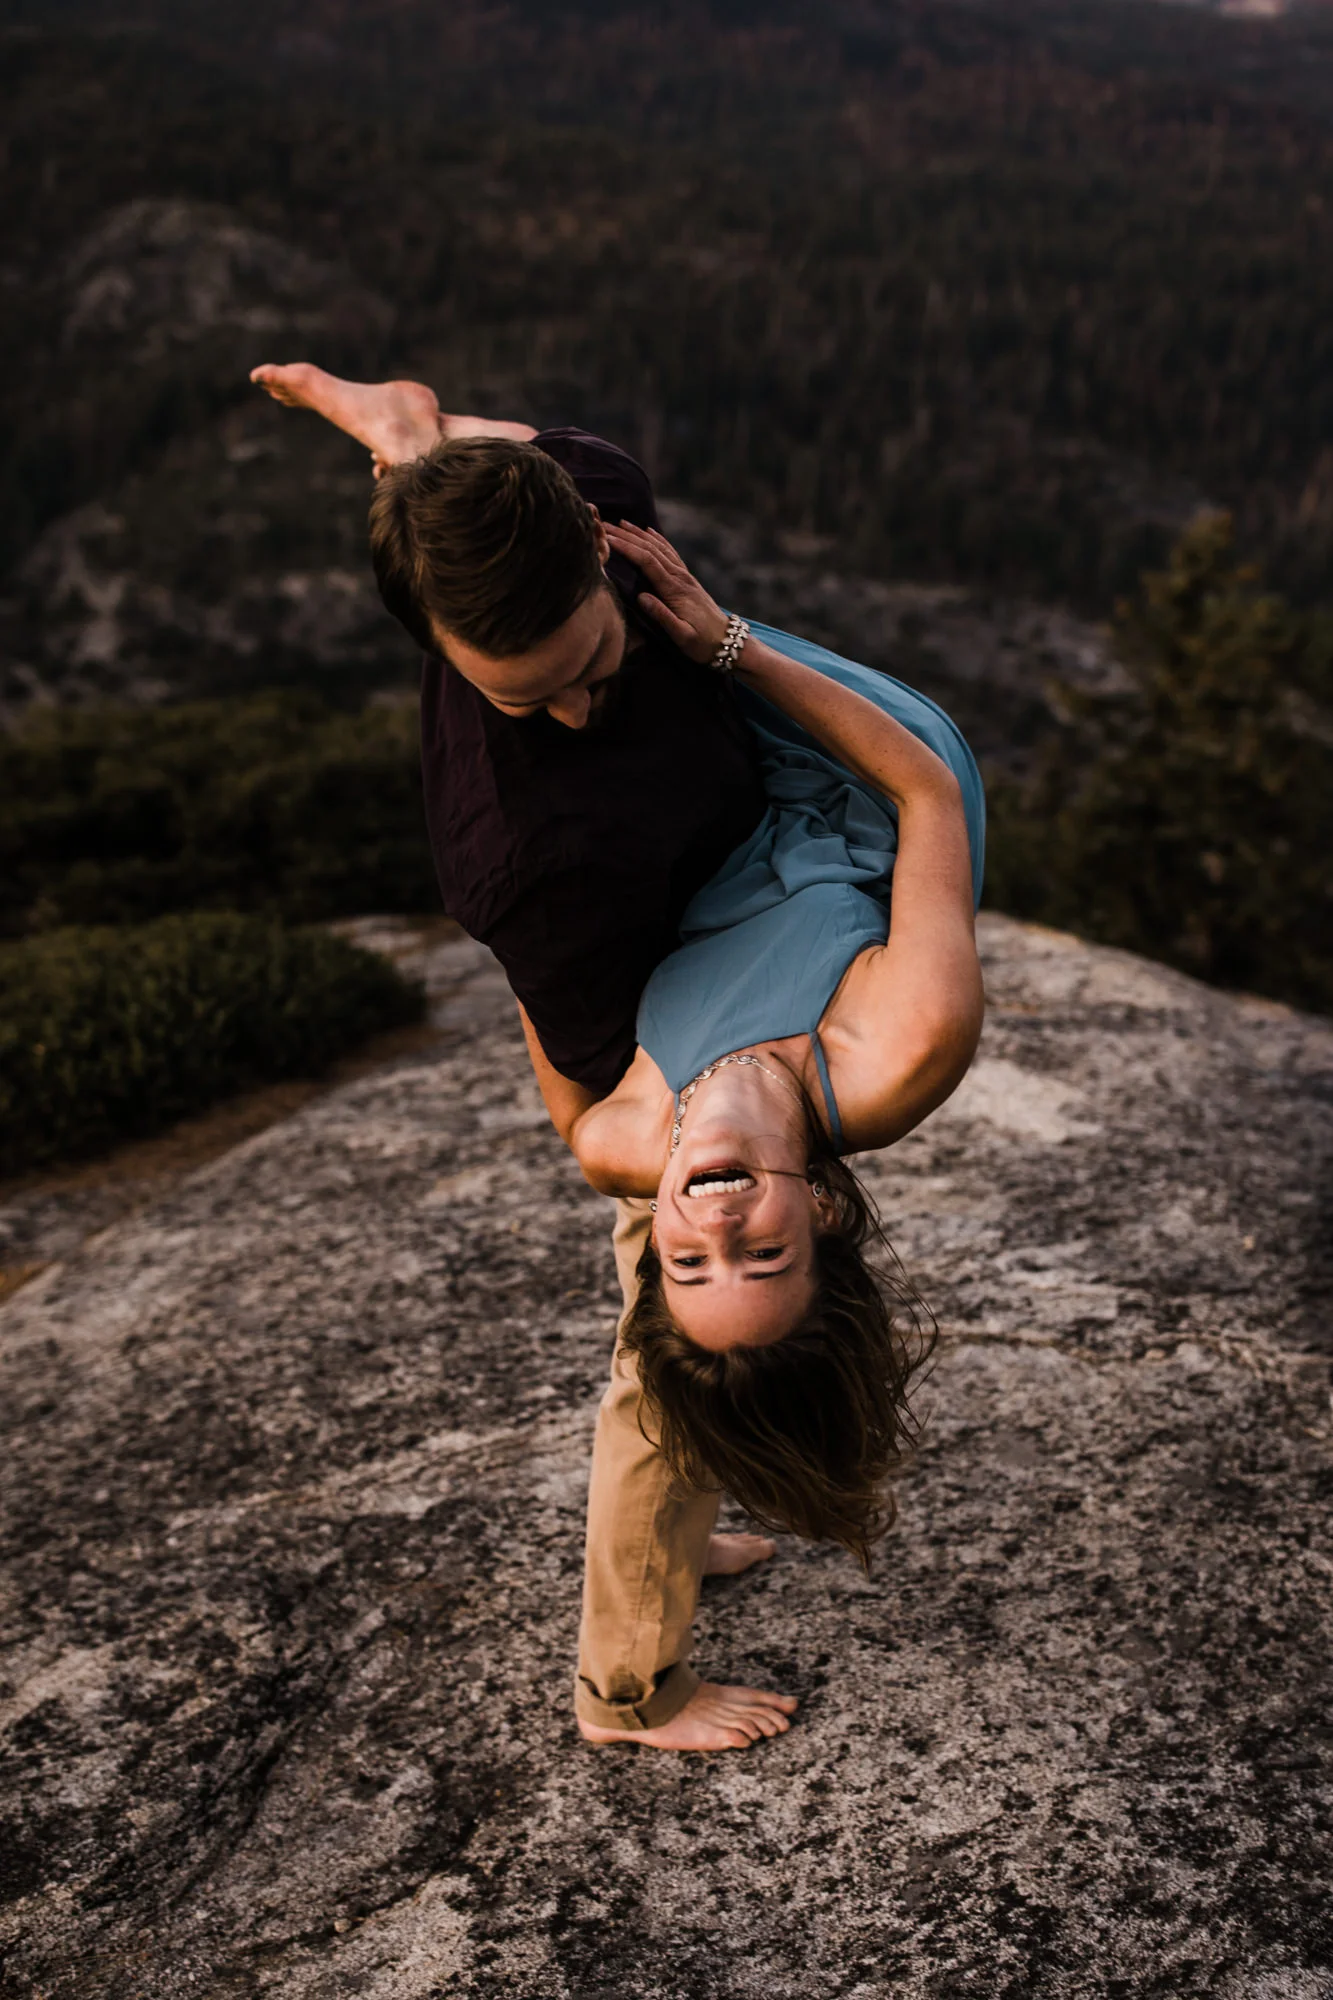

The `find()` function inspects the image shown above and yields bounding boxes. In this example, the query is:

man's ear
[589,506,611,565]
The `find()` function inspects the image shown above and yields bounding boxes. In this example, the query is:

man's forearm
[516,1002,600,1144]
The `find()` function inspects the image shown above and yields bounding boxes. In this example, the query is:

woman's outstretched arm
[603,519,965,824]
[604,520,983,1151]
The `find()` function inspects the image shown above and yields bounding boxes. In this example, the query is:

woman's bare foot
[579,1681,797,1753]
[704,1531,776,1577]
[249,363,539,471]
[250,363,443,469]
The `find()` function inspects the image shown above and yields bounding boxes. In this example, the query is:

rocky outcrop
[5,483,393,713]
[3,461,1119,776]
[1,200,398,716]
[57,199,391,366]
[1,916,1330,1998]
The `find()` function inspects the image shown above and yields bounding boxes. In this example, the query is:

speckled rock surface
[2,917,1331,2000]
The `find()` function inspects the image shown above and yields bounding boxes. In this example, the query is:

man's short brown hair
[367,438,605,658]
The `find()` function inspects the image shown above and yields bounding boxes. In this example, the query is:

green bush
[985,516,1333,1014]
[0,691,438,938]
[0,911,425,1175]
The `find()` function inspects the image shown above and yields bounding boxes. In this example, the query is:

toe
[743,1702,791,1733]
[712,1707,762,1742]
[739,1685,795,1708]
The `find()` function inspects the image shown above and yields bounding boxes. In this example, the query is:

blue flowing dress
[634,622,986,1151]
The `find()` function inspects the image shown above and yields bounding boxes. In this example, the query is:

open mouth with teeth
[684,1166,758,1199]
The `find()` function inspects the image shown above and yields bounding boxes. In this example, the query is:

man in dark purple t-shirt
[417,427,767,1096]
[252,363,767,1095]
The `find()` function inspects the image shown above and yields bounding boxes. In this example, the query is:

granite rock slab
[1,917,1330,1999]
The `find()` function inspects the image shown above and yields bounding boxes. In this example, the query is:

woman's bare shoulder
[819,934,984,1150]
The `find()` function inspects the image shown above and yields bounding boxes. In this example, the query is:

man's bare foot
[579,1681,797,1753]
[704,1531,776,1577]
[250,363,443,468]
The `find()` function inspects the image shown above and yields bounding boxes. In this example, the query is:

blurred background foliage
[1,0,1331,1165]
[0,694,433,935]
[0,912,424,1175]
[987,515,1333,1011]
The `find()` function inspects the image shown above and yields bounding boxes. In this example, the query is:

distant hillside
[2,0,1332,712]
[1160,0,1315,15]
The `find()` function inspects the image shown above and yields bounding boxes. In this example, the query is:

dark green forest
[4,0,1333,616]
[1,0,1331,1164]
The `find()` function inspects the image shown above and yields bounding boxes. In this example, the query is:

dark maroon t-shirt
[419,428,767,1094]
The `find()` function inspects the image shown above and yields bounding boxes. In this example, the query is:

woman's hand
[603,521,730,665]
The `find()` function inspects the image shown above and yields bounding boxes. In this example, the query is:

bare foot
[579,1680,797,1753]
[250,363,539,472]
[249,363,443,468]
[704,1531,776,1577]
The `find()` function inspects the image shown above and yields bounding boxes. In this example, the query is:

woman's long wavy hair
[618,1089,935,1568]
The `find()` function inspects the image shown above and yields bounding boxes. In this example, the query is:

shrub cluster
[0,911,425,1176]
[985,515,1333,1014]
[0,691,439,937]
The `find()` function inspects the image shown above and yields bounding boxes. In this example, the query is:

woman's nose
[697,1206,746,1234]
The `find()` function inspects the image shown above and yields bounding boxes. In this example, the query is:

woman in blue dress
[521,520,986,1704]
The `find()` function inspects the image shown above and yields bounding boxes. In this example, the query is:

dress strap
[808,1029,845,1155]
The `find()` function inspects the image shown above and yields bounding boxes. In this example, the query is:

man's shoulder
[533,427,660,531]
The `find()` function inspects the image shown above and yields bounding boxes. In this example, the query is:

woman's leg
[248,363,537,471]
[576,1199,797,1752]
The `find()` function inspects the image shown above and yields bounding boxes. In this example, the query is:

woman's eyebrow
[663,1267,793,1287]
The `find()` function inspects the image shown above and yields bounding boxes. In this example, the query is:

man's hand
[603,522,729,665]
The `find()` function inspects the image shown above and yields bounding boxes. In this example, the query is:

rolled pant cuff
[575,1661,701,1733]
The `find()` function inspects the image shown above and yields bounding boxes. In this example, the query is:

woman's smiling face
[651,1061,835,1351]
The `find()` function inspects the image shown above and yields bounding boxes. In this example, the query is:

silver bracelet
[707,613,750,675]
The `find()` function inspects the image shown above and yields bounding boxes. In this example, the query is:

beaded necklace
[669,1052,787,1153]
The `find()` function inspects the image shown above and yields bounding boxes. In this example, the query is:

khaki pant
[574,1198,720,1730]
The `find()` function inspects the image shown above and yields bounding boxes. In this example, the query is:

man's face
[433,526,630,731]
